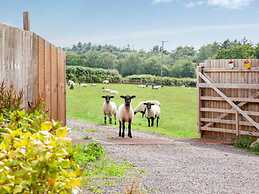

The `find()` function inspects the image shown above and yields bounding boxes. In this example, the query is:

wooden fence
[0,22,66,125]
[197,59,259,143]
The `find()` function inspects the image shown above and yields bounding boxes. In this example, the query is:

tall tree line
[65,38,259,78]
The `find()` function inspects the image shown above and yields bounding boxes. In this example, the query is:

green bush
[234,136,254,149]
[72,143,105,167]
[124,74,196,87]
[66,66,122,83]
[0,84,81,193]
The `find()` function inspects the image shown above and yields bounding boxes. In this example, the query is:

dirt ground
[68,119,259,194]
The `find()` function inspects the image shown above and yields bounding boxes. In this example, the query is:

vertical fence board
[0,23,66,125]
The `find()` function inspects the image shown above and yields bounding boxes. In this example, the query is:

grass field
[67,84,198,138]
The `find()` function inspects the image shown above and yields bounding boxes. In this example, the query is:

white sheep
[91,84,97,87]
[134,100,160,118]
[117,95,136,138]
[137,84,146,88]
[152,85,162,89]
[103,80,109,84]
[102,95,117,125]
[103,88,111,93]
[109,90,119,95]
[68,80,75,90]
[80,83,88,87]
[144,102,160,127]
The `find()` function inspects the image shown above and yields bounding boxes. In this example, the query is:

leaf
[41,121,53,131]
[56,127,68,138]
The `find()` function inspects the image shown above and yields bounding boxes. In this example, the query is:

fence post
[23,11,30,31]
[197,65,203,137]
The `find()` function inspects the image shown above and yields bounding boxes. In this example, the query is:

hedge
[123,74,196,87]
[66,66,122,83]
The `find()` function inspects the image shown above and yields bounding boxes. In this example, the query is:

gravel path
[68,119,259,194]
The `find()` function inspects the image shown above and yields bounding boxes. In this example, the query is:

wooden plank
[197,66,202,136]
[201,127,259,137]
[38,37,45,99]
[200,96,259,103]
[204,68,259,73]
[200,108,259,117]
[50,45,58,120]
[200,118,255,127]
[44,42,51,118]
[199,83,259,89]
[199,72,259,130]
[57,48,66,125]
[236,112,239,136]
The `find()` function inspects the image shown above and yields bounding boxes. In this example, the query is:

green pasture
[67,84,198,138]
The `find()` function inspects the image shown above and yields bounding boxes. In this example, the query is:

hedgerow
[124,74,196,87]
[66,66,121,83]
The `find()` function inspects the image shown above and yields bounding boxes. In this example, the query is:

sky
[0,0,259,50]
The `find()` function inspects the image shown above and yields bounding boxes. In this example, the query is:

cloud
[207,0,254,9]
[152,0,173,5]
[185,1,206,8]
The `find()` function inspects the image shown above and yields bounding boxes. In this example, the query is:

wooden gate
[197,60,259,143]
[0,22,66,125]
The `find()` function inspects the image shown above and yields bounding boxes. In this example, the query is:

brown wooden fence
[197,59,259,143]
[0,22,66,125]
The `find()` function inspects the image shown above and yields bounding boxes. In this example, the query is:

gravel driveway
[68,119,259,194]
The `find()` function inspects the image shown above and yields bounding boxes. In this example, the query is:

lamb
[144,102,160,127]
[68,80,75,90]
[117,95,136,138]
[102,95,117,125]
[134,100,160,118]
[103,80,109,84]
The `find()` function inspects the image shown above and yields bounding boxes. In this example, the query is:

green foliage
[196,42,219,62]
[234,136,254,149]
[216,39,255,59]
[66,38,259,80]
[72,143,105,167]
[255,44,259,59]
[66,66,121,83]
[124,74,196,87]
[0,84,81,193]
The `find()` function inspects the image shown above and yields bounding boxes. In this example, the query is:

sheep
[68,80,75,90]
[137,84,146,88]
[103,88,111,93]
[117,95,136,138]
[144,102,160,127]
[134,100,160,118]
[103,80,109,84]
[91,84,97,87]
[109,90,118,95]
[102,95,117,125]
[152,85,162,89]
[80,83,88,87]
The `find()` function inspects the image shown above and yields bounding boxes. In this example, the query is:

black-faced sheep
[102,95,117,125]
[144,102,160,127]
[117,95,136,138]
[134,100,160,118]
